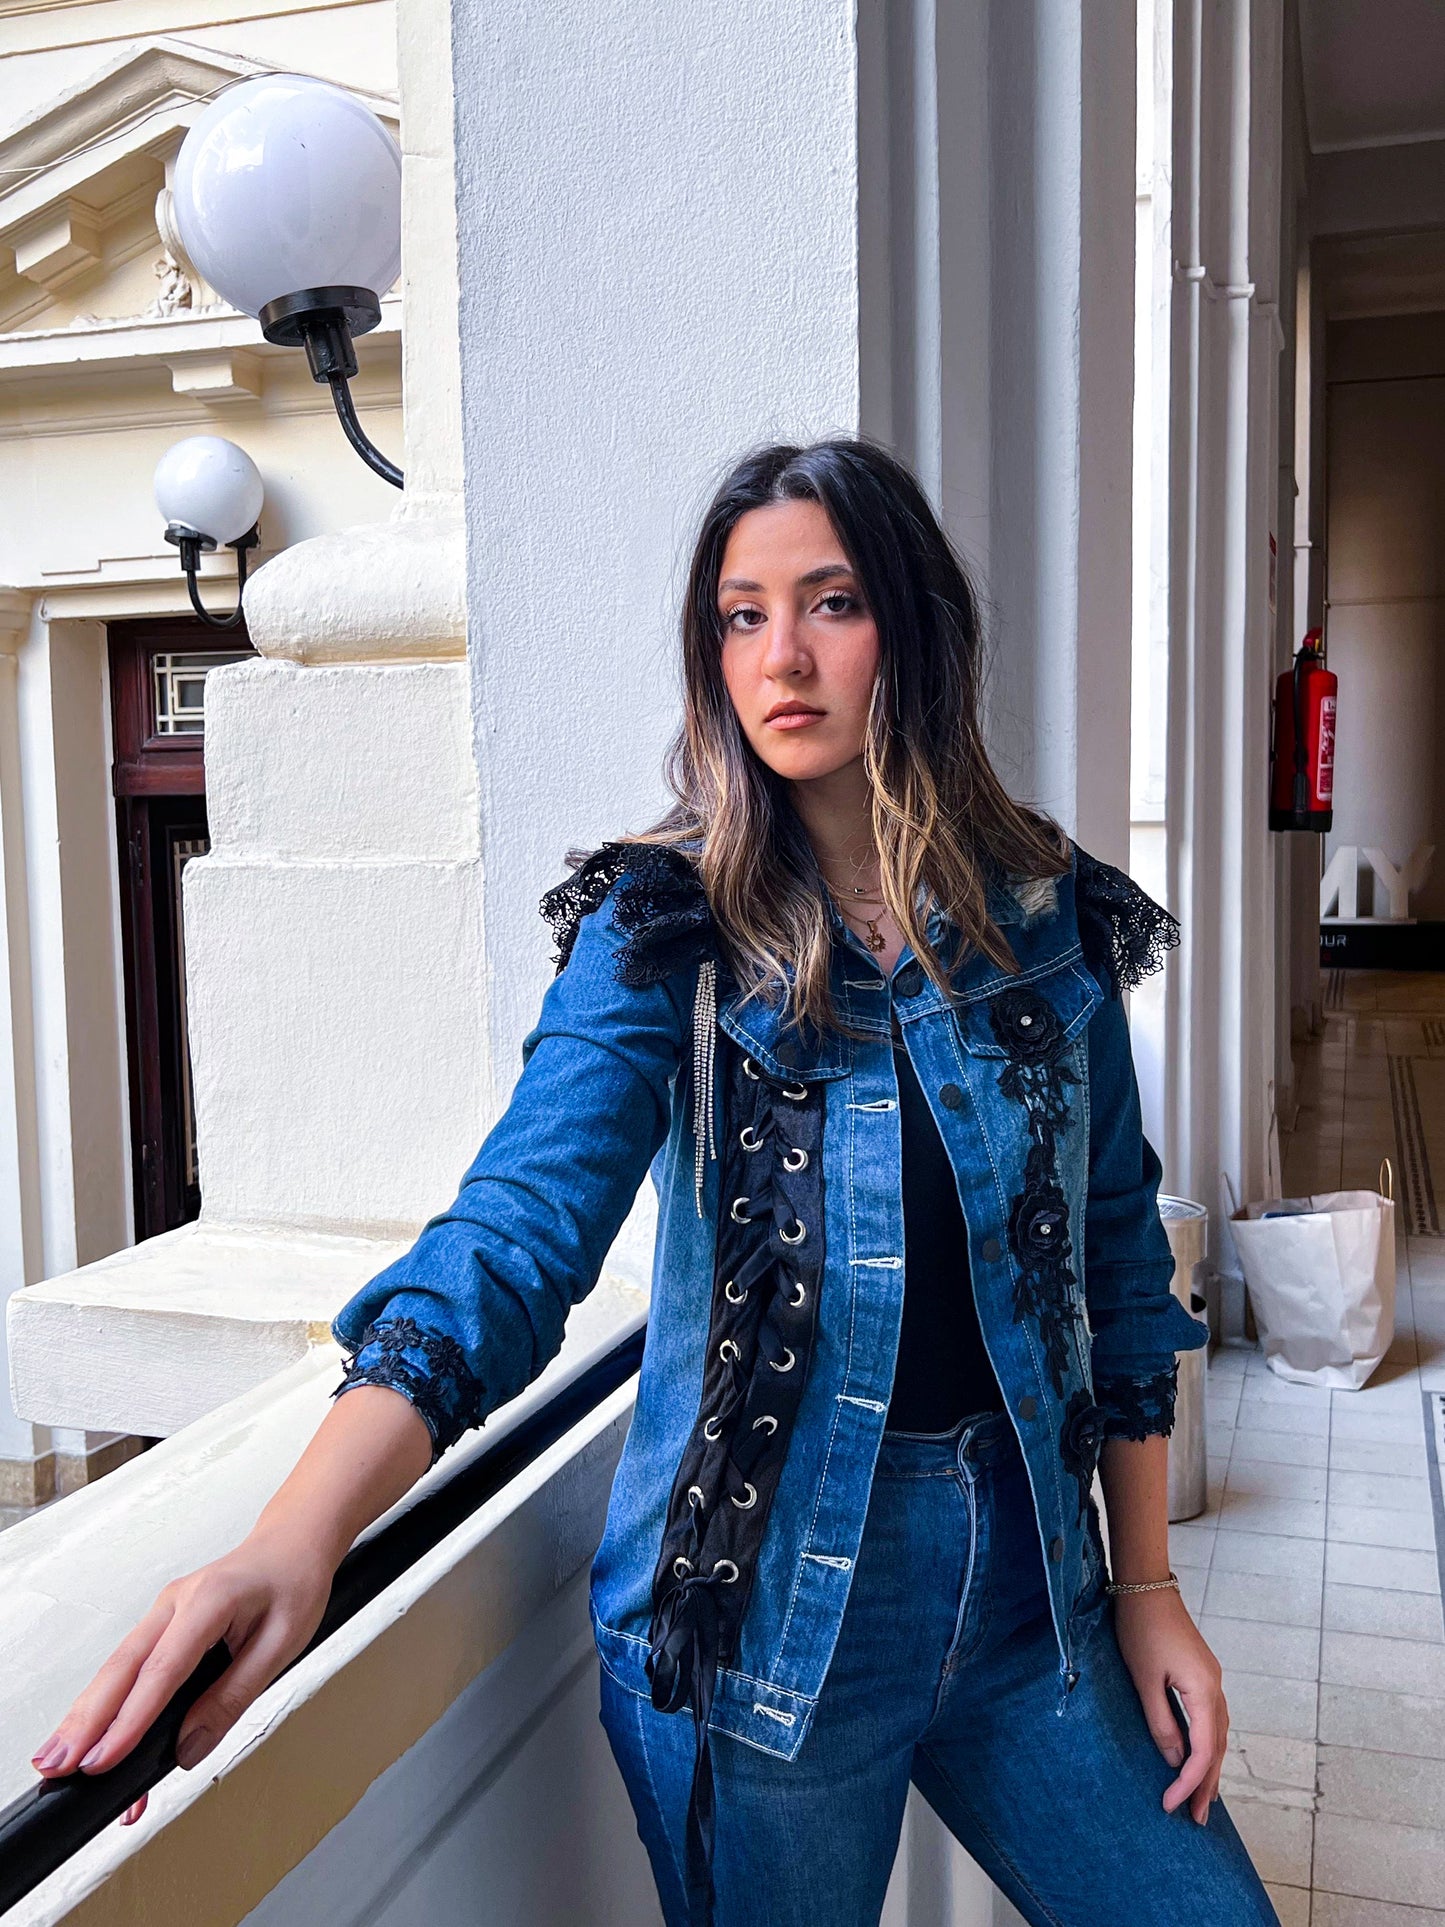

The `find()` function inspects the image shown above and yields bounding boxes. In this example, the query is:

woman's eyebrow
[717,563,855,595]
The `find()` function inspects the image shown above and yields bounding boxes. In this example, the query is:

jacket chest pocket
[948,957,1101,1063]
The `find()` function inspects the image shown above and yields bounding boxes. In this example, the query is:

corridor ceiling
[1299,0,1445,151]
[1300,0,1445,318]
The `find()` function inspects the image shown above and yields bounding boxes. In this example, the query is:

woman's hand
[1112,1588,1228,1824]
[29,1526,336,1827]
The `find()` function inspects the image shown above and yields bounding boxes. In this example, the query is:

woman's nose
[760,611,809,675]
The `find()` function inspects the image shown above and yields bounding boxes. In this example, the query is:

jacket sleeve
[1082,988,1207,1440]
[327,879,686,1464]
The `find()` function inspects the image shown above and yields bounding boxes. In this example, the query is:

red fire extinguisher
[1269,629,1337,832]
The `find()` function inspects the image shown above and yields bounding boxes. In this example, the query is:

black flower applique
[1059,1390,1107,1523]
[1008,1181,1070,1265]
[330,1315,485,1465]
[539,839,719,986]
[1096,1365,1179,1441]
[988,983,1082,1399]
[988,985,1067,1064]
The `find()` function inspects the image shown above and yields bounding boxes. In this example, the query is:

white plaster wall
[450,0,862,1088]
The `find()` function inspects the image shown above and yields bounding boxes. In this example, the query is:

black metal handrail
[0,1323,646,1916]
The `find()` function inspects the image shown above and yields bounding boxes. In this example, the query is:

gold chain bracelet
[1105,1570,1180,1597]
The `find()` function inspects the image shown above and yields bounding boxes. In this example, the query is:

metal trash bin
[1157,1197,1210,1522]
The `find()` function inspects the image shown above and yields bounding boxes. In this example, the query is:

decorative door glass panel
[151,650,250,735]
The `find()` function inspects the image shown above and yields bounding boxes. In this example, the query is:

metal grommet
[731,1195,754,1223]
[779,1218,807,1245]
[712,1559,739,1583]
[687,1484,705,1508]
[782,1145,808,1171]
[730,1482,758,1510]
[703,1415,723,1440]
[788,1280,807,1308]
[780,1080,808,1102]
[768,1347,796,1373]
[739,1125,764,1152]
[720,1338,742,1364]
[724,1278,747,1303]
[673,1555,694,1577]
[742,1057,761,1080]
[752,1413,778,1434]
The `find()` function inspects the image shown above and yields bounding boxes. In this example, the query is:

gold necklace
[821,875,888,954]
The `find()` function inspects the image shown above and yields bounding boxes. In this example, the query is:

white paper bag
[1228,1162,1396,1390]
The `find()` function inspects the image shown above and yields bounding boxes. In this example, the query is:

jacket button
[893,961,924,998]
[939,1082,963,1109]
[1018,1394,1037,1420]
[981,1236,1003,1263]
[1049,1536,1065,1563]
[776,1040,800,1067]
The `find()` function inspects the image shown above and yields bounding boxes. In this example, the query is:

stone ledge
[5,1222,412,1438]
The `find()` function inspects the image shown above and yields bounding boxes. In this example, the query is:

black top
[885,1029,1005,1432]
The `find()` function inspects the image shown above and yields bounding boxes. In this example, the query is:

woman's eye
[818,590,860,616]
[722,605,765,631]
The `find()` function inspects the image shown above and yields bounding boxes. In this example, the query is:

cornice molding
[0,36,398,237]
[0,587,34,652]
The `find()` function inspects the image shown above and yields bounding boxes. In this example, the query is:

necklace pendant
[865,926,886,953]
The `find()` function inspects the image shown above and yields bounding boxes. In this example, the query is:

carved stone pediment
[0,36,399,338]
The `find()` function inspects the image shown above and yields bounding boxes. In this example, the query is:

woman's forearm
[1097,1434,1173,1583]
[246,1383,435,1575]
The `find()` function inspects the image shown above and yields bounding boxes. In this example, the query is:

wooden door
[109,620,254,1239]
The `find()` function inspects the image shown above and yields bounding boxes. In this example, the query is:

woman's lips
[766,709,825,729]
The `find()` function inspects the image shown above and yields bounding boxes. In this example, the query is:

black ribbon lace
[645,1035,827,1927]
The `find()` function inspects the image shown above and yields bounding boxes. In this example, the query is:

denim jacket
[329,837,1206,1771]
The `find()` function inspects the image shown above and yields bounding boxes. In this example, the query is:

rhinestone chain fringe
[692,958,718,1215]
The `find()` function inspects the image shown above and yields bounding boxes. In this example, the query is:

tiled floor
[1185,971,1445,1925]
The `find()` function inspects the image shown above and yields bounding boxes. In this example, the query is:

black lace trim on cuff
[330,1315,485,1465]
[1095,1365,1180,1441]
[1073,846,1180,998]
[539,839,719,986]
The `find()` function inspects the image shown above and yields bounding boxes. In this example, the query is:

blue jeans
[598,1409,1277,1927]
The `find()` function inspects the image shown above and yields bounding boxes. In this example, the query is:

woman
[32,441,1274,1927]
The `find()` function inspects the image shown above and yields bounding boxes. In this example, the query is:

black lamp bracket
[165,521,260,630]
[258,286,403,489]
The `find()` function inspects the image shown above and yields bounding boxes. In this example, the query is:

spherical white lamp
[170,73,403,488]
[154,436,264,629]
[155,435,264,547]
[173,74,400,324]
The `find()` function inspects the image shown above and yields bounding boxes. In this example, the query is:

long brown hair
[607,438,1068,1039]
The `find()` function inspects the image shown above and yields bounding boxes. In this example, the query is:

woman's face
[717,499,879,784]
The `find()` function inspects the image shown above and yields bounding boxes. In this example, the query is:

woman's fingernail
[175,1728,210,1770]
[78,1743,104,1771]
[31,1738,64,1771]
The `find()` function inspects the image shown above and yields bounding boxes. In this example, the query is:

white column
[450,0,864,1084]
[981,0,1138,859]
[1166,0,1285,1315]
[0,588,48,1485]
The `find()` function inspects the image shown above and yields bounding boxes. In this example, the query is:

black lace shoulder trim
[539,838,719,987]
[1073,845,1180,999]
